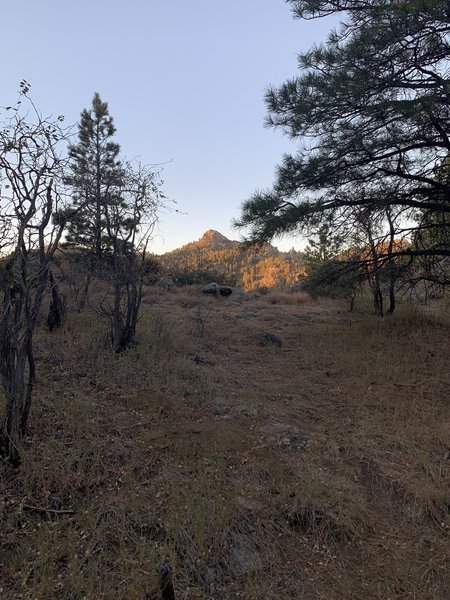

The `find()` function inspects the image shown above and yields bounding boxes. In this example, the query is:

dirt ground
[1,287,449,599]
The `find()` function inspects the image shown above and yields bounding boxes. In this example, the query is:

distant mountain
[159,230,306,290]
[194,229,234,246]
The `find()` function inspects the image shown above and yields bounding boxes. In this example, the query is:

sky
[1,0,333,254]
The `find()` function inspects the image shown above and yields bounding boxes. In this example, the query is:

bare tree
[101,162,164,352]
[0,82,70,465]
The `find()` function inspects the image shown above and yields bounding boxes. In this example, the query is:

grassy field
[1,287,449,599]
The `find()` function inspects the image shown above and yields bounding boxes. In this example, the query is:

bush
[300,259,363,311]
[163,266,237,287]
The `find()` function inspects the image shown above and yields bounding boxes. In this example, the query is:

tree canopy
[64,92,122,260]
[236,0,450,268]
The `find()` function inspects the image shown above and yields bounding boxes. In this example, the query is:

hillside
[159,230,306,290]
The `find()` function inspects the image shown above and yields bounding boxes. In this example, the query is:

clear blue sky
[1,0,332,253]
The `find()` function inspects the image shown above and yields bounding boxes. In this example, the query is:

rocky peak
[198,230,232,245]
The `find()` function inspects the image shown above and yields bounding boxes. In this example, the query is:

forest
[0,1,449,599]
[159,229,306,291]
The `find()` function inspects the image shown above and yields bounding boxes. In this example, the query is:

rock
[336,317,354,326]
[235,495,265,512]
[204,567,217,586]
[259,423,312,452]
[235,404,258,417]
[219,286,233,297]
[229,537,262,576]
[155,278,175,287]
[192,354,215,366]
[255,332,283,347]
[211,400,230,416]
[379,441,407,453]
[201,282,220,295]
[228,287,250,299]
[201,282,233,297]
[284,435,312,451]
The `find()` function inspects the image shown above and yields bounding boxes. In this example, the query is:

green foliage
[301,258,363,309]
[411,156,450,286]
[236,0,450,275]
[304,221,347,274]
[166,266,237,287]
[415,157,450,252]
[143,255,162,285]
[63,93,123,260]
[159,231,306,290]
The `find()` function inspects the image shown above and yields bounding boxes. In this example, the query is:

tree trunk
[111,280,123,353]
[388,280,396,314]
[366,227,384,317]
[76,272,91,312]
[2,393,23,467]
[21,334,35,435]
[47,271,66,331]
[373,284,384,317]
[386,208,397,314]
[1,349,27,467]
[348,292,355,312]
[110,260,142,352]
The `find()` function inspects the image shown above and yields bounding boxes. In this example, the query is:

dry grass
[1,287,449,599]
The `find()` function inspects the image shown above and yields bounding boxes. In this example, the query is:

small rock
[255,332,283,347]
[379,441,407,453]
[204,567,217,586]
[284,435,311,452]
[230,537,262,576]
[235,404,258,417]
[235,495,265,512]
[227,287,248,299]
[259,423,312,452]
[336,317,354,326]
[155,278,175,287]
[192,354,215,366]
[211,399,230,416]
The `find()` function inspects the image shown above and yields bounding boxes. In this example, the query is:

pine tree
[304,222,347,275]
[65,93,122,262]
[236,1,450,282]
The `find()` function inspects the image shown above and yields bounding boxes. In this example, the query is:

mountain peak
[198,230,231,245]
[160,229,306,290]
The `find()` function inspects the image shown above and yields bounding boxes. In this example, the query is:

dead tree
[0,82,69,465]
[101,162,164,352]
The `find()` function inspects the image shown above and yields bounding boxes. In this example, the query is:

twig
[22,503,75,515]
[394,379,447,388]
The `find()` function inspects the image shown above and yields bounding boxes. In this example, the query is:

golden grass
[1,287,449,599]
